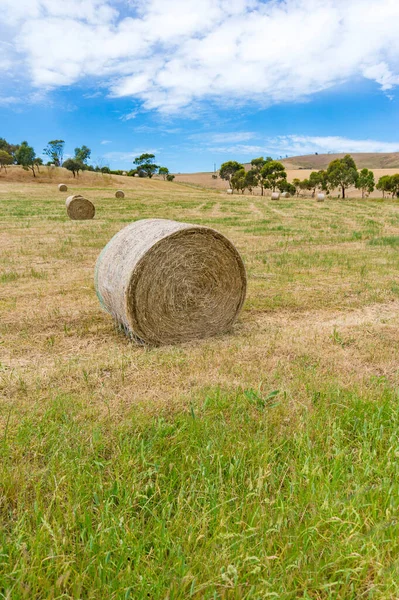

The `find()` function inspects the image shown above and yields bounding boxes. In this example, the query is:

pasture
[1,176,399,598]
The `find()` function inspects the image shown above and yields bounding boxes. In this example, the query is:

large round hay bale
[281,192,290,198]
[95,218,247,345]
[66,195,95,220]
[317,193,325,202]
[271,192,280,200]
[58,183,68,192]
[115,190,125,198]
[227,189,233,195]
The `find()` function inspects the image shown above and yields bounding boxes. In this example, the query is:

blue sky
[2,0,399,173]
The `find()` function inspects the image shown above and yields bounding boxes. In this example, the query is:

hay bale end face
[281,192,290,198]
[227,189,233,195]
[66,195,95,220]
[271,192,280,200]
[95,218,247,346]
[58,183,68,192]
[115,190,125,198]
[317,193,325,202]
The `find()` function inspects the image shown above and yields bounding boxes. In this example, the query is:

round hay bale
[115,190,125,198]
[122,171,127,176]
[281,192,290,198]
[271,192,280,200]
[317,193,325,202]
[95,218,247,346]
[58,183,68,192]
[227,189,233,195]
[66,195,95,220]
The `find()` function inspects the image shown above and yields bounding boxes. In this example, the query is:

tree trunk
[261,185,264,196]
[342,186,345,199]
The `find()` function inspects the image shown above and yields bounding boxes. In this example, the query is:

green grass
[2,386,399,598]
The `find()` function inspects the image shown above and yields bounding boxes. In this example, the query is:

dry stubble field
[1,175,399,598]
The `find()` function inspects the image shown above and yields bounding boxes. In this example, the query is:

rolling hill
[280,152,399,170]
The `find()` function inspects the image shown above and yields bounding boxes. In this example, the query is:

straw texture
[115,190,125,198]
[95,218,247,345]
[271,192,280,200]
[58,184,68,192]
[66,195,95,220]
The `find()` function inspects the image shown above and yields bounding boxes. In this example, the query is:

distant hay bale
[227,189,233,194]
[122,171,127,176]
[66,195,95,220]
[317,193,325,202]
[95,218,247,346]
[281,192,290,198]
[58,183,68,192]
[271,192,280,200]
[115,190,125,198]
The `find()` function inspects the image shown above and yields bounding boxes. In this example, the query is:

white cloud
[2,0,399,113]
[103,149,158,163]
[189,132,256,143]
[207,135,399,156]
[100,139,112,144]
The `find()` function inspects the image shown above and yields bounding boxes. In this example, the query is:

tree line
[0,138,173,181]
[219,155,399,199]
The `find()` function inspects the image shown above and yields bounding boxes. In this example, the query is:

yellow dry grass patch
[1,179,399,428]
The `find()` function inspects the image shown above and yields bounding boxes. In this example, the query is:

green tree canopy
[74,145,91,164]
[326,154,358,199]
[376,175,393,198]
[63,158,83,177]
[219,161,244,183]
[0,150,13,171]
[356,168,375,198]
[260,160,287,192]
[43,140,65,166]
[133,153,159,178]
[250,156,272,195]
[245,169,258,193]
[15,141,37,177]
[158,167,169,180]
[166,174,175,182]
[0,138,19,161]
[231,168,247,194]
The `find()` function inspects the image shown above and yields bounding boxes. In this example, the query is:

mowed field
[2,171,399,598]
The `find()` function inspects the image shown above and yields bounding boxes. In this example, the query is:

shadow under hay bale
[95,218,247,346]
[58,183,68,192]
[115,190,125,198]
[66,195,95,220]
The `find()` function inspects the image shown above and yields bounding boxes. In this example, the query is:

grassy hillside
[2,180,399,597]
[281,152,399,170]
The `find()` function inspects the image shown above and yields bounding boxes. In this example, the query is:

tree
[376,175,393,198]
[34,157,43,172]
[326,154,358,199]
[292,178,301,197]
[219,161,244,186]
[159,167,169,180]
[15,141,37,177]
[43,140,65,166]
[245,169,258,194]
[250,156,272,195]
[279,181,297,195]
[231,168,247,194]
[63,158,83,177]
[260,160,287,192]
[74,145,91,165]
[133,153,159,178]
[356,168,375,198]
[389,174,399,198]
[166,174,175,182]
[0,150,13,172]
[0,138,19,161]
